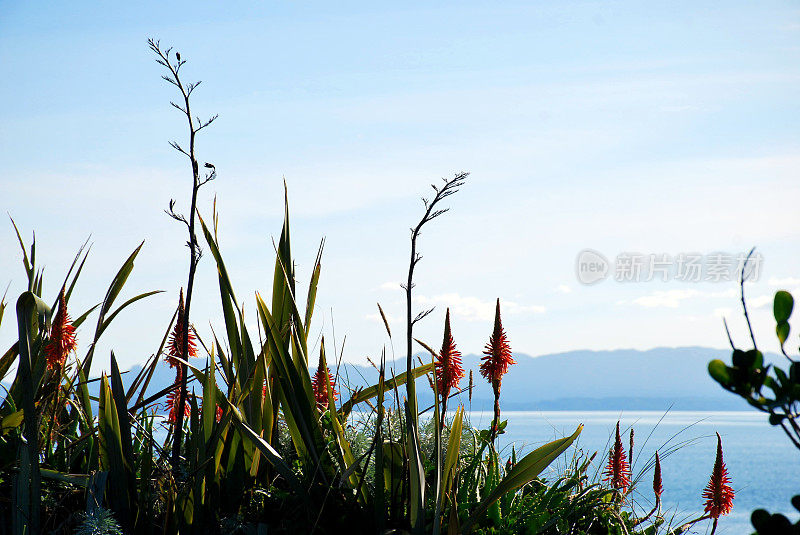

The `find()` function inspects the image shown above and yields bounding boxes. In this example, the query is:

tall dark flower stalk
[479,299,515,441]
[435,309,464,428]
[402,172,467,531]
[149,39,217,473]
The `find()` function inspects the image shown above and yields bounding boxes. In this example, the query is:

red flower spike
[435,309,465,401]
[604,421,631,492]
[479,299,515,388]
[703,433,734,519]
[166,289,197,368]
[311,353,337,410]
[215,405,223,423]
[166,366,191,423]
[653,451,663,498]
[44,290,77,370]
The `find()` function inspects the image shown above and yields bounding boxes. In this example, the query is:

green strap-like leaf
[338,362,434,417]
[441,407,464,502]
[463,424,583,533]
[222,395,305,496]
[12,291,49,535]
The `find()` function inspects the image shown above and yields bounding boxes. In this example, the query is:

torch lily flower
[44,290,77,370]
[703,433,734,519]
[480,299,514,439]
[435,309,464,403]
[653,451,663,504]
[311,352,337,410]
[604,421,631,493]
[165,290,197,425]
[479,299,515,387]
[165,289,197,368]
[166,366,191,423]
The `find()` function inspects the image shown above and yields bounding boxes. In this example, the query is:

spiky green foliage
[75,508,124,535]
[0,45,731,535]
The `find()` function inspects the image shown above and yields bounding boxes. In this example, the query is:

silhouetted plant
[148,38,218,473]
[707,249,799,533]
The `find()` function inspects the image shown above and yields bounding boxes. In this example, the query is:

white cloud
[713,307,733,318]
[769,277,800,287]
[365,312,397,324]
[631,289,700,308]
[749,294,774,309]
[709,288,738,298]
[555,284,572,294]
[378,281,403,291]
[626,287,760,309]
[413,293,545,322]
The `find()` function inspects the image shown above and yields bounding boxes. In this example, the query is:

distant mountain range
[128,346,761,413]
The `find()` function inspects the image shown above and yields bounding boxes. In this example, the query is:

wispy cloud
[625,287,761,309]
[378,281,403,291]
[555,284,572,294]
[631,289,700,308]
[769,277,800,287]
[413,293,545,322]
[749,294,773,309]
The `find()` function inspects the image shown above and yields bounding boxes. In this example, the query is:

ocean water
[466,411,800,534]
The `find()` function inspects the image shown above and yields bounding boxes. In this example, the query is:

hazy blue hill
[460,346,751,411]
[129,346,761,413]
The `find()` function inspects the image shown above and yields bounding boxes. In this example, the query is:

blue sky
[1,1,799,372]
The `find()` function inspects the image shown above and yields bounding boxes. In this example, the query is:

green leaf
[774,291,794,323]
[12,291,49,535]
[0,343,19,384]
[98,290,163,338]
[255,294,323,464]
[321,341,361,494]
[463,425,583,533]
[1,410,24,435]
[338,362,434,417]
[222,395,305,497]
[40,468,89,487]
[202,359,217,445]
[441,407,463,502]
[82,241,145,375]
[304,241,324,336]
[10,218,34,290]
[777,321,790,346]
[98,371,134,531]
[708,359,732,385]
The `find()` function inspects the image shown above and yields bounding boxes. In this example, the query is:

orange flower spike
[166,289,197,368]
[166,367,191,423]
[481,299,514,440]
[479,299,515,387]
[435,309,465,401]
[653,451,663,500]
[44,290,78,370]
[703,433,735,519]
[604,421,631,492]
[311,352,337,410]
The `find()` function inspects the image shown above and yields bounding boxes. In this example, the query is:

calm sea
[467,411,800,534]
